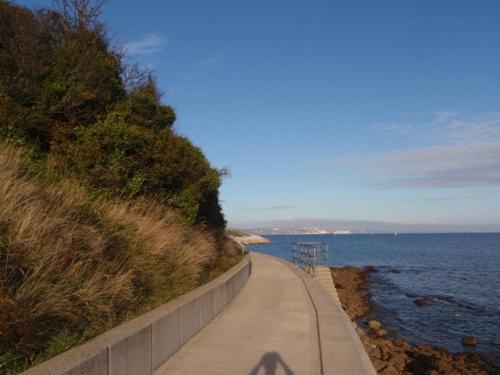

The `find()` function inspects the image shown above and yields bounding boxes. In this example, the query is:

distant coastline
[240,229,500,236]
[234,218,500,234]
[227,230,270,245]
[248,227,353,236]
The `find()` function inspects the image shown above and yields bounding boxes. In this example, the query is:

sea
[247,233,500,364]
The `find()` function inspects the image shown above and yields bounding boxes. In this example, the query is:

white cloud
[124,33,164,56]
[343,112,500,188]
[367,141,500,175]
[373,111,500,143]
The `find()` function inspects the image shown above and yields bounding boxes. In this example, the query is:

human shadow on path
[249,351,294,375]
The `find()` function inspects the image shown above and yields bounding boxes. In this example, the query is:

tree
[0,0,124,148]
[0,0,226,232]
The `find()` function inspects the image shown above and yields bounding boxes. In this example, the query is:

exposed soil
[330,266,498,375]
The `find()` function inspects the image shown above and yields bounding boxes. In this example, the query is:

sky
[19,0,500,230]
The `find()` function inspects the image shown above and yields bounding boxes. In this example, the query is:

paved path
[156,252,321,375]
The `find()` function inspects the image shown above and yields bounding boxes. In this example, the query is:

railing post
[292,241,329,277]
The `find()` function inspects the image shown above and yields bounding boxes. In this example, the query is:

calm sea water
[247,233,500,363]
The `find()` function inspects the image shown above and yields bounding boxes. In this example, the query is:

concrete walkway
[156,252,375,375]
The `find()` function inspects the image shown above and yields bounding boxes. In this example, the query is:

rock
[378,329,388,337]
[414,298,427,306]
[393,339,411,351]
[368,320,381,331]
[369,346,382,359]
[390,353,408,371]
[228,234,270,245]
[379,343,392,360]
[435,359,454,373]
[379,364,399,375]
[387,269,401,274]
[415,344,437,357]
[372,358,388,372]
[462,336,477,346]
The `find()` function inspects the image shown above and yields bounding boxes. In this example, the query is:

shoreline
[227,232,270,245]
[330,266,497,375]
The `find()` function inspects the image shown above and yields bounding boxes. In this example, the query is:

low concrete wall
[23,255,251,375]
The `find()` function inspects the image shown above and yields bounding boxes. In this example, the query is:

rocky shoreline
[330,266,498,375]
[227,233,270,245]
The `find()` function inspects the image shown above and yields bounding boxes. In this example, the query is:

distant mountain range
[232,218,499,235]
[249,227,352,235]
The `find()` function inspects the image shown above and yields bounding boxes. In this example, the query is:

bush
[115,76,176,130]
[56,112,225,228]
[0,0,124,149]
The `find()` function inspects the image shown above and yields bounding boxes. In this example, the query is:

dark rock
[387,269,401,274]
[462,336,477,346]
[414,298,427,306]
[379,364,399,375]
[372,358,387,372]
[393,339,411,351]
[435,359,454,373]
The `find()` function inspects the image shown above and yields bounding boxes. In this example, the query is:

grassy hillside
[0,0,240,372]
[0,144,241,373]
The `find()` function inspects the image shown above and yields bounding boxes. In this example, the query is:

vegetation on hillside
[0,0,240,372]
[0,144,241,373]
[0,0,225,232]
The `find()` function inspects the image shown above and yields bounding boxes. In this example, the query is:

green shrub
[115,76,176,130]
[57,113,224,228]
[0,1,124,149]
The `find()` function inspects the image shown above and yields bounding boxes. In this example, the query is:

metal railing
[292,242,329,276]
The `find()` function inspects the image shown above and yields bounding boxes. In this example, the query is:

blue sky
[20,0,500,229]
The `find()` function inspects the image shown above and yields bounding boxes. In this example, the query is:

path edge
[273,255,377,375]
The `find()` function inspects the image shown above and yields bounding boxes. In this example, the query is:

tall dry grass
[0,144,218,371]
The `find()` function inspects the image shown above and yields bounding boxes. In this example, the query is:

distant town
[250,227,353,235]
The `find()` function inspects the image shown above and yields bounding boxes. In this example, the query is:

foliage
[115,75,176,130]
[0,144,229,372]
[0,0,225,230]
[56,111,224,229]
[0,0,123,148]
[0,1,233,371]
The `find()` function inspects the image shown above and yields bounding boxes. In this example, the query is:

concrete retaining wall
[23,255,251,375]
